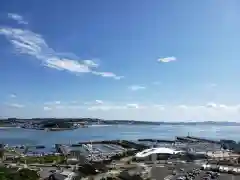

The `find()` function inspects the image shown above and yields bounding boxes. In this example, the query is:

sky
[0,0,240,121]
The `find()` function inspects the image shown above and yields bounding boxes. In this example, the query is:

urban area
[1,134,240,180]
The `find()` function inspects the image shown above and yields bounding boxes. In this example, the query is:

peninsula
[0,118,240,130]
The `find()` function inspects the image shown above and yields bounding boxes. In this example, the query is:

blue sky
[0,0,240,121]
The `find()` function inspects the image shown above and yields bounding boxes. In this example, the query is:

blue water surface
[0,125,239,147]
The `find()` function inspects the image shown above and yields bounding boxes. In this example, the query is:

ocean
[0,124,239,147]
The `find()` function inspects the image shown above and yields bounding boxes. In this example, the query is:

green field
[19,155,65,164]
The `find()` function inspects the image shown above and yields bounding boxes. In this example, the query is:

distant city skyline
[0,1,240,121]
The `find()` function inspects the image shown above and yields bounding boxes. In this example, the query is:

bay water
[0,125,239,147]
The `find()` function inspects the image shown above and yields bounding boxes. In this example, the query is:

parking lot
[148,162,240,180]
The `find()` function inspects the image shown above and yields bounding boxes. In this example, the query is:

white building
[135,147,183,161]
[48,170,79,180]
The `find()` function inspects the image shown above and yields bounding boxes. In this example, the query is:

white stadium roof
[135,147,182,158]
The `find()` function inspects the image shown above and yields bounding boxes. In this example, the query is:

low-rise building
[47,170,79,180]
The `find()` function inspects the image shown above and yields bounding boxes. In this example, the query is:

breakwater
[138,139,175,143]
[186,136,221,144]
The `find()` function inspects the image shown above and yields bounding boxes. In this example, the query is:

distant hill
[1,118,240,126]
[40,121,73,129]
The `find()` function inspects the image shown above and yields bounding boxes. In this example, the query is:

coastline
[90,124,112,127]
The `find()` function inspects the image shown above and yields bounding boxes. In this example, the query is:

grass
[5,149,21,156]
[19,155,65,164]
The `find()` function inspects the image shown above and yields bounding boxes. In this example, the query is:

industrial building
[201,163,240,175]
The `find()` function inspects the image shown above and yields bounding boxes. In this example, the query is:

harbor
[2,135,240,163]
[1,135,240,180]
[1,125,240,179]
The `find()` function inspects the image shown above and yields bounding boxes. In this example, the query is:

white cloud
[88,106,115,111]
[0,14,123,80]
[128,85,146,91]
[204,103,240,112]
[3,101,240,121]
[126,103,140,109]
[92,71,124,80]
[87,103,144,111]
[44,101,61,105]
[43,106,52,111]
[44,58,91,73]
[46,102,240,121]
[55,101,61,104]
[95,100,103,104]
[206,102,217,108]
[8,103,24,108]
[8,13,28,25]
[218,104,228,109]
[177,105,188,109]
[158,56,177,63]
[10,94,16,98]
[83,60,99,68]
[44,104,84,111]
[41,101,240,115]
[43,101,84,110]
[84,100,104,105]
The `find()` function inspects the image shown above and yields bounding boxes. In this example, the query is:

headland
[1,118,240,131]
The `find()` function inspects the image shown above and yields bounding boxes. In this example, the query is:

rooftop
[135,147,182,158]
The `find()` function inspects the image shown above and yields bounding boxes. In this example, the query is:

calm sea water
[0,125,239,147]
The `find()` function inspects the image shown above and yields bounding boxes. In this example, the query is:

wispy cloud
[7,103,24,108]
[9,94,16,98]
[44,101,61,105]
[43,106,52,111]
[204,102,240,111]
[87,103,142,111]
[86,102,149,111]
[8,13,28,25]
[39,101,240,119]
[84,100,104,105]
[209,83,217,88]
[152,81,161,85]
[0,13,123,80]
[43,103,84,111]
[158,56,177,63]
[177,105,188,109]
[87,106,122,111]
[153,104,165,110]
[126,103,140,109]
[92,71,124,80]
[128,85,146,91]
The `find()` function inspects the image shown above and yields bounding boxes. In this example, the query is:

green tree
[14,169,39,180]
[0,145,4,161]
[0,167,39,180]
[0,150,4,160]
